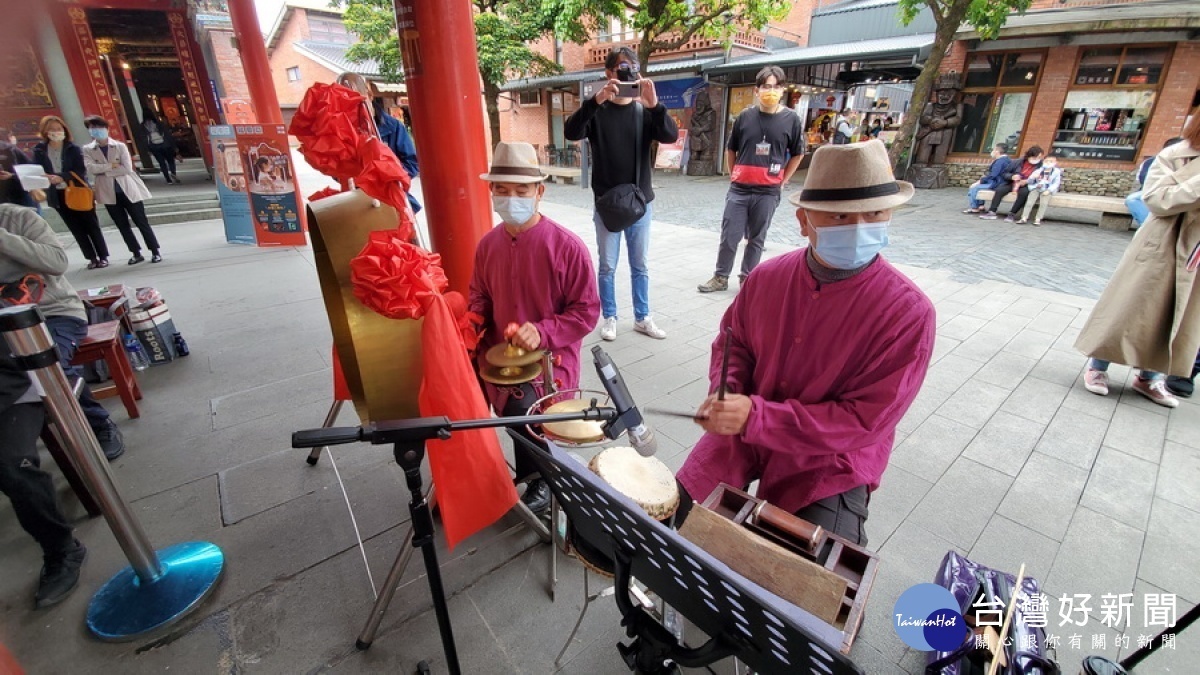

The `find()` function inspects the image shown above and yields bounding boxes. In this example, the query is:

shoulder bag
[594,102,647,233]
[65,171,94,211]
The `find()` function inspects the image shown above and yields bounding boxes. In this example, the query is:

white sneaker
[599,317,617,341]
[634,317,667,340]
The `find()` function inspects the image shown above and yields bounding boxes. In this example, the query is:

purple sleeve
[710,288,755,395]
[740,301,936,457]
[467,243,492,329]
[532,239,600,350]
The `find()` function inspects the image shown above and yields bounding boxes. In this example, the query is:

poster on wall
[655,129,688,170]
[209,126,256,245]
[235,125,306,246]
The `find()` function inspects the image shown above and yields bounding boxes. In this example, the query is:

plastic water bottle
[123,334,150,371]
[172,332,190,357]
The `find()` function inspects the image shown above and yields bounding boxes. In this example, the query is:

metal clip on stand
[291,406,618,673]
[0,305,224,642]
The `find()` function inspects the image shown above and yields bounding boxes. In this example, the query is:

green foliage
[341,0,403,81]
[558,0,791,64]
[896,0,1032,38]
[339,0,576,86]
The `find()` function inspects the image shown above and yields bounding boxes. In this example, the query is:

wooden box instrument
[690,483,879,654]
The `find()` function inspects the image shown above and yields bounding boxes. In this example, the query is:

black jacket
[33,141,89,211]
[0,141,34,207]
[0,351,34,414]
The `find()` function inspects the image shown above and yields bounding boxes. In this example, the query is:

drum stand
[292,407,618,672]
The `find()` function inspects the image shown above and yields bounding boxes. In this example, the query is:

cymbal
[542,398,606,443]
[485,341,543,368]
[480,361,543,385]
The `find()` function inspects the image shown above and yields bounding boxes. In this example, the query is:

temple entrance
[85,8,205,174]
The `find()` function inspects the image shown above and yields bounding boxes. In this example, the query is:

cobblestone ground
[545,172,1135,299]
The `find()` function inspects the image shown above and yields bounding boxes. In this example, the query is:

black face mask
[616,65,638,82]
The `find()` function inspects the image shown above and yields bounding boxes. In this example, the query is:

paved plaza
[0,169,1196,674]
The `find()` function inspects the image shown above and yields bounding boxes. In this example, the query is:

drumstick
[646,407,708,421]
[717,327,732,401]
[987,563,1026,675]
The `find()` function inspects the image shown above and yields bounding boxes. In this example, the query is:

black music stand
[292,407,619,674]
[511,432,864,675]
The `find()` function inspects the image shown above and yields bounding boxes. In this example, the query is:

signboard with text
[208,125,307,247]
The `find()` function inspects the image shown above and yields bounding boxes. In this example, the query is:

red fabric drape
[349,231,516,548]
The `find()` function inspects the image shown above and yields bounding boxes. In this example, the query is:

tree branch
[648,4,732,51]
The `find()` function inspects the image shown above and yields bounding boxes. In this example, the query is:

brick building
[264,0,401,126]
[938,0,1200,197]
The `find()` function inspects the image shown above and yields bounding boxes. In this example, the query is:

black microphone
[592,345,657,457]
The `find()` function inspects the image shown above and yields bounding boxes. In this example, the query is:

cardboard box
[129,303,177,365]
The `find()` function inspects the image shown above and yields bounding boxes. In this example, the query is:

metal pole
[0,304,224,642]
[356,487,433,649]
[1,306,162,581]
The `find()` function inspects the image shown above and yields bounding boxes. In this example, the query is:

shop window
[286,66,301,82]
[953,51,1042,156]
[1052,45,1170,162]
[519,90,542,106]
[1052,90,1156,162]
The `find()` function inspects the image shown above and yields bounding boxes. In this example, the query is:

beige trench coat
[81,139,153,205]
[1076,140,1200,377]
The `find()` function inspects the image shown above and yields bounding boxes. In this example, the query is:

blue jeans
[967,183,990,209]
[1088,358,1162,381]
[45,315,112,429]
[594,202,652,321]
[1125,191,1150,227]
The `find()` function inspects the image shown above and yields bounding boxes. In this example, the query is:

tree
[555,0,791,67]
[890,0,1032,171]
[340,0,570,145]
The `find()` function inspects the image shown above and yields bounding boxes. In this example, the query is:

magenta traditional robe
[468,215,600,411]
[677,249,936,513]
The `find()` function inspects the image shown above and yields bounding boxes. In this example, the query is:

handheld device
[615,81,640,99]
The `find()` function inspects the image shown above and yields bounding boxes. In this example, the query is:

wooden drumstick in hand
[717,327,732,401]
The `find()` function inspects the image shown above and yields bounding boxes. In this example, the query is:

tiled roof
[294,41,383,78]
[703,33,935,74]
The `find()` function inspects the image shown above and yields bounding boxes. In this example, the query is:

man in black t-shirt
[698,66,805,293]
[565,47,679,342]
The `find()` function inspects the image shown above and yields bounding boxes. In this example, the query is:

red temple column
[226,0,282,125]
[393,0,492,295]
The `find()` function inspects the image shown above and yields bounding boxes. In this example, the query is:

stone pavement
[0,171,1196,674]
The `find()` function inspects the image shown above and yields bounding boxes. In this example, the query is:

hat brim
[479,172,545,184]
[789,180,914,212]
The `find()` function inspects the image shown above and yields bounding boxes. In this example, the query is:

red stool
[69,321,143,419]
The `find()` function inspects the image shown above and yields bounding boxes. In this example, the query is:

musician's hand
[695,393,751,436]
[511,322,541,351]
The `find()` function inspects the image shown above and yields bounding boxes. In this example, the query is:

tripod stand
[292,407,617,673]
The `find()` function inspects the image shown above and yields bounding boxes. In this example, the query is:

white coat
[81,139,153,205]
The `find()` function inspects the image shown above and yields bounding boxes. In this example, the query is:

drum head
[542,398,606,444]
[589,447,679,520]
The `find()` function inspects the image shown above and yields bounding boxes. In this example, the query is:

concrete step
[147,207,223,226]
[143,198,219,216]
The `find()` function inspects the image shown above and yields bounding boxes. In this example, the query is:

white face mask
[811,221,890,269]
[47,131,66,142]
[492,195,538,226]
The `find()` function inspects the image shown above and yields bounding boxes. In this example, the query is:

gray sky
[255,0,284,34]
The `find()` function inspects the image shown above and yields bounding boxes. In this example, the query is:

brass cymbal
[480,361,543,385]
[485,341,544,368]
[542,399,606,443]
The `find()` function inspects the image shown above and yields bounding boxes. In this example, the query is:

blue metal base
[87,541,225,642]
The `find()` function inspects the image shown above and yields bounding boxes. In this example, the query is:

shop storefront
[943,1,1200,197]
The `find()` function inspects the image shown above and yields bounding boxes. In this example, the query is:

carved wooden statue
[686,89,717,176]
[914,73,963,166]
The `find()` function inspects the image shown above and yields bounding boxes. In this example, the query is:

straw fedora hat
[480,142,546,184]
[790,139,914,212]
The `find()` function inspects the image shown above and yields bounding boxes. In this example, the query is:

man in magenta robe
[677,140,936,545]
[469,142,600,513]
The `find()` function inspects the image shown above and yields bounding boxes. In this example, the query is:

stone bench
[976,189,1131,231]
[541,165,582,185]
